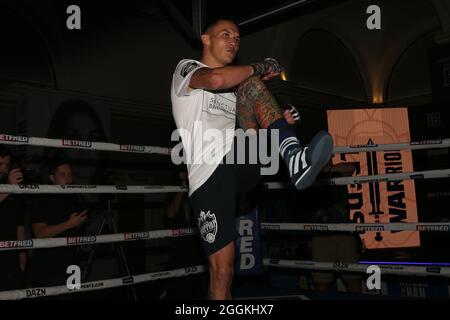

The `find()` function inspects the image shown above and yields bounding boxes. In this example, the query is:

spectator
[0,145,27,290]
[29,155,87,289]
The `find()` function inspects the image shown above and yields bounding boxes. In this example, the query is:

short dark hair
[0,145,12,158]
[48,152,71,175]
[201,17,239,35]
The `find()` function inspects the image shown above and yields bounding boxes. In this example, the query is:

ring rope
[1,221,448,252]
[0,265,207,300]
[0,228,197,252]
[1,168,449,194]
[1,133,449,155]
[3,257,447,300]
[0,184,187,194]
[334,138,450,153]
[265,168,450,189]
[261,222,450,232]
[0,134,171,155]
[324,169,450,185]
[264,259,450,278]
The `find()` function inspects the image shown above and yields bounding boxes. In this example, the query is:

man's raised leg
[236,76,333,190]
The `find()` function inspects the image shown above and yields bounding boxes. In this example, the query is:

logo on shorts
[198,210,217,244]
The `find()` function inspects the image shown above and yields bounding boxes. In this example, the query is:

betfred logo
[172,228,192,236]
[0,240,33,249]
[350,144,378,148]
[411,139,442,146]
[355,178,388,184]
[416,225,450,232]
[62,140,92,148]
[67,236,96,245]
[304,225,329,231]
[124,232,149,240]
[0,134,29,143]
[356,226,385,232]
[120,145,145,152]
[262,224,281,231]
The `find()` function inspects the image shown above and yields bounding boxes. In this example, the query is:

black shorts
[190,158,261,257]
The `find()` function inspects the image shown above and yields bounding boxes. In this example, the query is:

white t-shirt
[171,59,236,196]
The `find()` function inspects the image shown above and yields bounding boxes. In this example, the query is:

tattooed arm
[190,66,254,91]
[237,76,283,129]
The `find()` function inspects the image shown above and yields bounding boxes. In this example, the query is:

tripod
[82,197,137,300]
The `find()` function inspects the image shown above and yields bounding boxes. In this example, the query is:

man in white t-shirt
[171,18,333,299]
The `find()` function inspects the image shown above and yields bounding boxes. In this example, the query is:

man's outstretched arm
[190,58,281,91]
[190,66,254,91]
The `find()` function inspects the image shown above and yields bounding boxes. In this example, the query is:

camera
[22,168,39,184]
[10,162,40,184]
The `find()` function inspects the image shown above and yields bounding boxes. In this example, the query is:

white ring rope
[265,168,450,189]
[264,259,450,278]
[0,134,171,155]
[325,169,450,185]
[333,138,450,153]
[261,222,450,232]
[0,228,197,251]
[0,265,208,300]
[1,221,447,252]
[2,257,447,300]
[1,168,449,194]
[0,184,187,194]
[1,133,449,155]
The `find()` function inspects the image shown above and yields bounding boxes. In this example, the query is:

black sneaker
[291,131,333,190]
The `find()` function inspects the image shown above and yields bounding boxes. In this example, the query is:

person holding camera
[0,145,27,290]
[29,156,87,289]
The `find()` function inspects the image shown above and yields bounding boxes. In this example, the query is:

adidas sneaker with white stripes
[281,131,333,190]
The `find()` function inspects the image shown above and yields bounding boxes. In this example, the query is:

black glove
[250,58,282,77]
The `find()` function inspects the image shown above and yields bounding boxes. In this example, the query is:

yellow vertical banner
[327,108,420,249]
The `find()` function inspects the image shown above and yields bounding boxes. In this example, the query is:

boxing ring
[1,133,449,300]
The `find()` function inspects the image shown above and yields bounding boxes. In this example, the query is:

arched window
[290,29,366,101]
[387,32,436,102]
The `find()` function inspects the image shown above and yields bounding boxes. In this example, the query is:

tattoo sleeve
[236,76,283,129]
